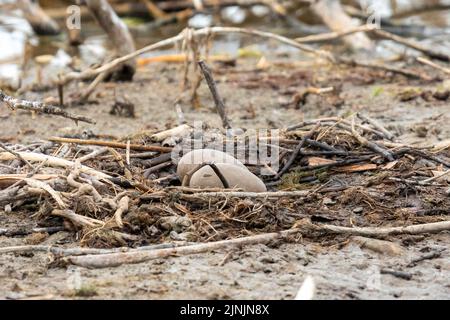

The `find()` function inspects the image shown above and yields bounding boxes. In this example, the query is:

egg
[189,163,267,192]
[177,149,246,180]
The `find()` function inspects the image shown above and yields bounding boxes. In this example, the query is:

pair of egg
[176,149,267,192]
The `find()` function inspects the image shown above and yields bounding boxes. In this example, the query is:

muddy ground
[0,60,449,299]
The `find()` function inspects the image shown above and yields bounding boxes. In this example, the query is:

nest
[1,115,449,248]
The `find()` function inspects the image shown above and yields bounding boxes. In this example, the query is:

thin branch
[309,220,450,238]
[373,28,450,62]
[416,57,450,75]
[58,26,333,86]
[48,137,172,153]
[198,60,232,129]
[0,90,95,124]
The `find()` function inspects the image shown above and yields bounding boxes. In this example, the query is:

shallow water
[0,1,449,88]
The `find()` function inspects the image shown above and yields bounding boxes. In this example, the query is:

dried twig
[373,29,450,62]
[48,137,172,153]
[198,60,232,129]
[0,142,34,169]
[416,57,450,75]
[309,220,450,238]
[275,123,320,179]
[0,90,94,124]
[0,242,192,255]
[351,117,395,161]
[24,178,66,208]
[295,24,376,43]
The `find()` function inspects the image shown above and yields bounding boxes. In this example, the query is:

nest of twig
[1,115,449,248]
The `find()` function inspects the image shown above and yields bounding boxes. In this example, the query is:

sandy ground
[1,61,449,299]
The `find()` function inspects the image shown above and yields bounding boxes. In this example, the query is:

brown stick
[351,117,395,162]
[48,137,172,153]
[0,90,94,124]
[198,60,232,129]
[65,228,302,268]
[275,123,320,179]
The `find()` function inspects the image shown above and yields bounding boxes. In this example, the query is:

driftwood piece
[85,0,136,80]
[17,0,61,35]
[114,196,129,228]
[0,242,194,256]
[65,228,302,268]
[310,220,450,238]
[151,124,192,142]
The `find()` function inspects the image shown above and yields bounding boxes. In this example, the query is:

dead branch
[0,242,193,256]
[339,57,434,81]
[310,220,450,238]
[198,60,232,129]
[351,117,395,161]
[179,190,310,199]
[295,24,377,43]
[275,123,320,179]
[416,57,450,75]
[373,29,450,62]
[24,178,66,209]
[0,90,95,124]
[64,228,302,268]
[48,137,172,153]
[357,113,395,140]
[0,143,34,169]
